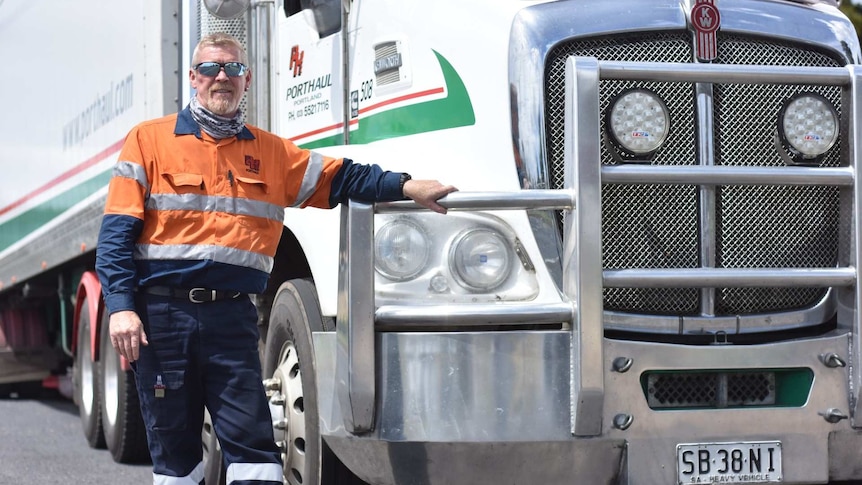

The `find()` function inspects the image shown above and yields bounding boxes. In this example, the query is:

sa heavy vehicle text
[1,0,862,484]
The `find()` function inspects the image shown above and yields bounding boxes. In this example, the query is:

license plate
[677,441,782,484]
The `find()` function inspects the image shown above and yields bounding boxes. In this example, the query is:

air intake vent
[198,0,249,118]
[374,41,404,86]
[643,369,812,409]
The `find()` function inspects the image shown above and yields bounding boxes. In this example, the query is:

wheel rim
[103,342,120,428]
[80,324,95,415]
[267,341,307,485]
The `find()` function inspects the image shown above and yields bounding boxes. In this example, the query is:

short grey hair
[192,32,249,66]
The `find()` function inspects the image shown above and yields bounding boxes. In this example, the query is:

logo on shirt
[245,155,261,174]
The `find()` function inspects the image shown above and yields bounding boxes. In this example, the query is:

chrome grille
[545,32,844,318]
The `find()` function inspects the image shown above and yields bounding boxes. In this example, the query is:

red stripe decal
[0,138,125,218]
[289,87,445,142]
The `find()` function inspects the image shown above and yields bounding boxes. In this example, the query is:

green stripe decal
[0,52,474,252]
[301,50,475,149]
[0,169,112,252]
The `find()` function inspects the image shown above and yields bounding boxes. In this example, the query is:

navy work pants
[133,293,282,484]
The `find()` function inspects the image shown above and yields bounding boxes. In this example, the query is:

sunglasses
[193,61,248,77]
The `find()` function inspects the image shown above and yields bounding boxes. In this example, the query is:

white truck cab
[2,1,862,484]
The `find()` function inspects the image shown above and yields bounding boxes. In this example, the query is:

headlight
[778,92,838,161]
[606,89,670,156]
[373,213,539,305]
[450,229,512,291]
[375,219,429,280]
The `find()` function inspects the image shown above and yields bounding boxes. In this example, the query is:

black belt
[139,286,244,303]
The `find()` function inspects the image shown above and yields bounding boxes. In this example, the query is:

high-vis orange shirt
[96,107,404,314]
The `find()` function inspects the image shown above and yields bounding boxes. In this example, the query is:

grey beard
[189,96,244,139]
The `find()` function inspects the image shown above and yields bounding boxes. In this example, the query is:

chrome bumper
[314,330,862,485]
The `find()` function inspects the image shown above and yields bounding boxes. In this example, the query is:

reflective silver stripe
[226,462,283,484]
[153,461,204,485]
[113,160,149,191]
[135,244,274,273]
[146,193,285,222]
[292,150,325,207]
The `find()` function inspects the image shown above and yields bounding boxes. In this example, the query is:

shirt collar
[174,105,256,140]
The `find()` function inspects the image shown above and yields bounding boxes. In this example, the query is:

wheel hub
[265,341,307,485]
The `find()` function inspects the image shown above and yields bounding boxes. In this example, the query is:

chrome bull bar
[336,57,862,437]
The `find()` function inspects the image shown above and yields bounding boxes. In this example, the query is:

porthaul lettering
[285,74,332,100]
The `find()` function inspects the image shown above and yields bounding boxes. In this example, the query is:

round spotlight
[375,219,429,281]
[607,89,670,156]
[450,229,512,291]
[778,93,838,161]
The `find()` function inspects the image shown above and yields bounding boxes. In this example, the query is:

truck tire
[98,311,150,463]
[74,298,105,449]
[263,279,365,485]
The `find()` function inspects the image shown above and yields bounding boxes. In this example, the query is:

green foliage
[839,1,862,41]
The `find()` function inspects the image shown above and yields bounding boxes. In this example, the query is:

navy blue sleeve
[95,214,143,314]
[328,158,405,207]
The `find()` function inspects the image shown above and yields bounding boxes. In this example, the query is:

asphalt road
[4,389,862,485]
[0,392,153,484]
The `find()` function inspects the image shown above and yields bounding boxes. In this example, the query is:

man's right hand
[109,310,149,362]
[402,179,458,214]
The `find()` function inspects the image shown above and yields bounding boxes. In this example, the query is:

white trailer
[2,0,862,484]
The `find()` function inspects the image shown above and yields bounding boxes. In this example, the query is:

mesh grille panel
[713,34,841,314]
[647,372,776,409]
[546,32,699,314]
[544,32,844,319]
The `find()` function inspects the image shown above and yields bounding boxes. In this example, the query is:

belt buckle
[188,287,215,303]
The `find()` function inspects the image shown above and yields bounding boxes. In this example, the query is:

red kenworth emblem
[692,0,720,62]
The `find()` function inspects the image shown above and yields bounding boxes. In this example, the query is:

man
[96,32,456,485]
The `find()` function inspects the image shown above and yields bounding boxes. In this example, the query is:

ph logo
[245,155,261,174]
[290,45,304,77]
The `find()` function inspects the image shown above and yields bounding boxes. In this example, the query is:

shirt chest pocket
[234,176,268,197]
[154,172,206,223]
[161,172,204,193]
[232,176,275,229]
